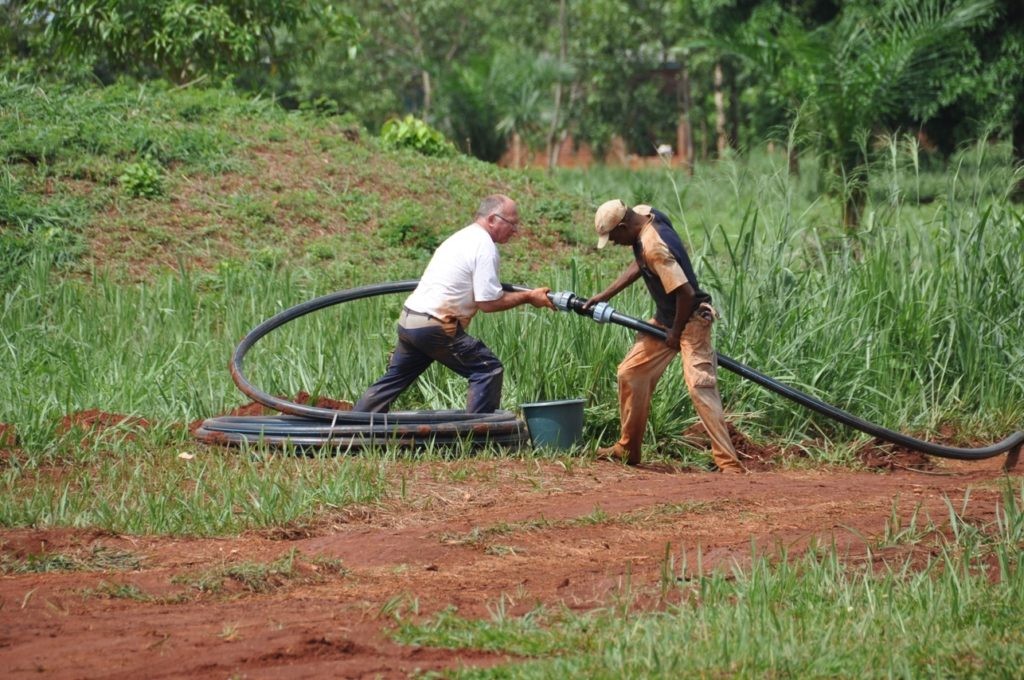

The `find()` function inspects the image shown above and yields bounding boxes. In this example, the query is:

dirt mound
[681,422,790,471]
[187,399,272,434]
[58,410,150,434]
[856,438,934,471]
[0,527,116,560]
[56,410,150,446]
[294,391,354,411]
[851,425,987,471]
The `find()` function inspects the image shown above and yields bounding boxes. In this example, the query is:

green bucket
[520,398,585,450]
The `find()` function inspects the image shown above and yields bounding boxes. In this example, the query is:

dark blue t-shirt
[632,208,711,326]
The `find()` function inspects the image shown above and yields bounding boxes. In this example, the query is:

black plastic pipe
[196,281,1022,468]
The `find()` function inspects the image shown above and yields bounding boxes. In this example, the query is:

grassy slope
[1,81,590,285]
[0,81,599,535]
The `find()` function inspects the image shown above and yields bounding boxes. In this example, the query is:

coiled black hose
[195,281,1022,468]
[194,281,528,449]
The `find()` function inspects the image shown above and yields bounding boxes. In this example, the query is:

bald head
[476,194,513,220]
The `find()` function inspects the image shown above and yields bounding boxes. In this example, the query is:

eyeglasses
[491,213,520,231]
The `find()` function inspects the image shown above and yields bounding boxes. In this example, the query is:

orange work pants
[614,309,742,471]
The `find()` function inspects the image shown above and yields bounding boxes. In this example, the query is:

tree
[939,0,1024,200]
[545,0,570,170]
[1,0,33,62]
[979,2,1024,201]
[493,47,566,167]
[319,1,556,155]
[722,0,996,228]
[691,0,762,158]
[573,0,690,158]
[26,0,353,83]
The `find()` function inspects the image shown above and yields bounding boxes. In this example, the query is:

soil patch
[56,410,150,446]
[57,410,150,434]
[294,391,354,411]
[1,453,1017,678]
[680,421,793,471]
[856,438,935,471]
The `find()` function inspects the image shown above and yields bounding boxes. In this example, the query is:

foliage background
[3,1,1021,179]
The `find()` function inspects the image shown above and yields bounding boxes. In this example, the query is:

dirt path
[1,455,1018,679]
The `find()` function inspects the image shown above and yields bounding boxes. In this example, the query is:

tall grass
[2,90,1022,533]
[703,202,1024,439]
[2,177,1020,535]
[549,142,1024,447]
[396,483,1024,678]
[2,157,1022,457]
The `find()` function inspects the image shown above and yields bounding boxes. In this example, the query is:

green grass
[0,442,388,536]
[395,483,1024,678]
[1,80,1022,537]
[1,78,589,283]
[1,78,1022,680]
[82,581,153,602]
[75,549,349,603]
[171,548,312,595]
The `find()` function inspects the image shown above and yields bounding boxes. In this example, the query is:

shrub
[306,241,335,261]
[254,246,286,270]
[380,115,456,157]
[119,159,164,198]
[534,198,575,223]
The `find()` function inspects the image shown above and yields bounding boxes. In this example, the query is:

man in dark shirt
[584,199,746,473]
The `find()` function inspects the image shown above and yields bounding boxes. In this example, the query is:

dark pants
[354,315,504,413]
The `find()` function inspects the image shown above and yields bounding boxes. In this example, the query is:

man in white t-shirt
[354,195,554,413]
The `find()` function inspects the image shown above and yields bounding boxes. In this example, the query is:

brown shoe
[595,445,624,461]
[596,445,641,466]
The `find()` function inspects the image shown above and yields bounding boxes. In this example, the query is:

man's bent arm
[583,261,641,309]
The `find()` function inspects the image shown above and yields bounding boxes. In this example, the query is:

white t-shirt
[404,223,503,325]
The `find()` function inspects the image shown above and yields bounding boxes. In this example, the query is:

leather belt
[399,307,453,329]
[402,306,443,321]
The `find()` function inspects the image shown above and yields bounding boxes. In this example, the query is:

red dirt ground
[1,445,1019,679]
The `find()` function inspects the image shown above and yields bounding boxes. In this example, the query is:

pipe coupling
[546,290,613,323]
[548,291,576,313]
[591,301,614,324]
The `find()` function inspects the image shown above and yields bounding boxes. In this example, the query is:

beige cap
[594,199,627,249]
